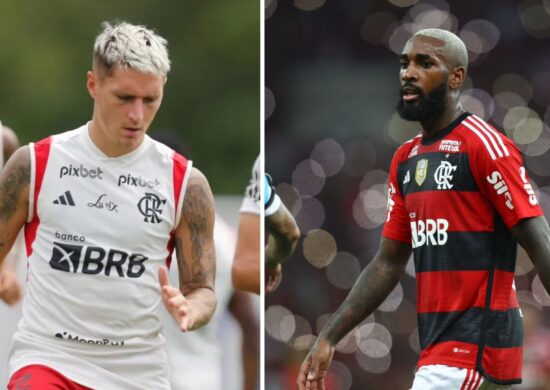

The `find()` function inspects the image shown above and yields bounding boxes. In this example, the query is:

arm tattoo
[177,178,216,293]
[0,153,30,223]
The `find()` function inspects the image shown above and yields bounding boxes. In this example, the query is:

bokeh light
[326,252,362,290]
[292,159,326,196]
[275,183,302,215]
[310,139,345,177]
[295,197,326,232]
[303,229,338,268]
[266,305,296,343]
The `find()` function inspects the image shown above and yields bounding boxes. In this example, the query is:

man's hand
[265,262,282,293]
[159,266,195,332]
[297,337,335,390]
[0,270,22,305]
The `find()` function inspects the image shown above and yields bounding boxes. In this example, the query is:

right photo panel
[265,1,550,390]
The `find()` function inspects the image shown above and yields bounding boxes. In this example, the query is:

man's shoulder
[394,133,422,161]
[457,114,517,159]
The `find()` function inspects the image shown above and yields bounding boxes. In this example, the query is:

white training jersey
[162,215,236,389]
[9,123,192,390]
[239,156,260,215]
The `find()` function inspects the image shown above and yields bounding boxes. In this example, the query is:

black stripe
[398,152,478,196]
[59,196,67,205]
[65,191,75,206]
[414,230,516,272]
[415,231,490,272]
[418,308,523,350]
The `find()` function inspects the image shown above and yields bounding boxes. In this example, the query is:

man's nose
[128,100,144,123]
[401,65,418,82]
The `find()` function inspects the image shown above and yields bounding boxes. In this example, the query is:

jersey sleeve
[469,132,542,228]
[382,149,411,244]
[239,156,261,215]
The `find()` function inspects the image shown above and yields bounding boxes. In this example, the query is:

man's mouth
[401,86,422,102]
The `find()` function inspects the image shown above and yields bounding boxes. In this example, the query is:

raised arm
[159,167,217,331]
[297,236,411,389]
[0,146,30,303]
[511,216,550,294]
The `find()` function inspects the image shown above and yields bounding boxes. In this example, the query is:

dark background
[0,0,260,194]
[266,1,550,389]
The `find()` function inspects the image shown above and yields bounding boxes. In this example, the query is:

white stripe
[467,371,478,390]
[466,117,503,158]
[463,120,497,160]
[472,114,510,156]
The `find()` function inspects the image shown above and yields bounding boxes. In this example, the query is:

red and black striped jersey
[382,112,543,385]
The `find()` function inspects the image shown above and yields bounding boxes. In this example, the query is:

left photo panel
[0,2,261,389]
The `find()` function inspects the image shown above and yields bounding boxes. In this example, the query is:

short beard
[396,81,447,122]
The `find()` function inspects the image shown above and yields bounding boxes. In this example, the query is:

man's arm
[159,167,217,331]
[297,237,411,389]
[265,202,300,266]
[231,213,260,294]
[228,291,259,390]
[0,146,30,304]
[511,216,550,294]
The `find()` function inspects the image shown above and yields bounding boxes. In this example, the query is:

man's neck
[420,104,465,138]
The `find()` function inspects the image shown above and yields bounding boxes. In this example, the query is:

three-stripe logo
[53,191,76,206]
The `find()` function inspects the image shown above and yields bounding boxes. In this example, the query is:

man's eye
[422,62,432,68]
[118,96,133,102]
[400,62,408,69]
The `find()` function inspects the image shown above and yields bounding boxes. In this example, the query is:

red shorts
[8,365,92,390]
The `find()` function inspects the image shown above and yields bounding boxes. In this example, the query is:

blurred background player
[232,156,261,293]
[153,132,260,390]
[265,174,300,293]
[231,157,301,294]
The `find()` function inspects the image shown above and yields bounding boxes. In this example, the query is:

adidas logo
[53,191,76,206]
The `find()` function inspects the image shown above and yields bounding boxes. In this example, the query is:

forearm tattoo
[0,156,30,223]
[177,178,216,293]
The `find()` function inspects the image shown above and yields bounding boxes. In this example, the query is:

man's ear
[87,70,98,99]
[449,67,465,90]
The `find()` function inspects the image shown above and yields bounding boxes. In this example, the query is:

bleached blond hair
[93,21,171,77]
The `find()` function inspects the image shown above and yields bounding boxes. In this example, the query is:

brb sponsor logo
[410,218,449,248]
[55,331,125,347]
[118,174,160,189]
[49,242,147,278]
[60,164,103,180]
[486,171,514,210]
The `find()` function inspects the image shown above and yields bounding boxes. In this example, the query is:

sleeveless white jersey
[8,123,192,389]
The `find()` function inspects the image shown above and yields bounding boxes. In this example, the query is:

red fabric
[165,151,188,268]
[419,341,478,370]
[416,269,518,313]
[482,346,523,381]
[24,137,52,257]
[8,364,92,390]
